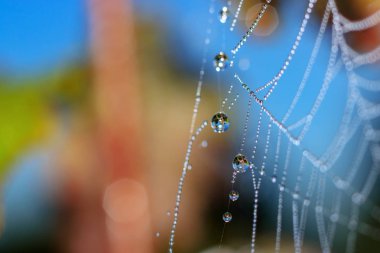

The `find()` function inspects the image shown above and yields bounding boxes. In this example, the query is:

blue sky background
[0,0,87,76]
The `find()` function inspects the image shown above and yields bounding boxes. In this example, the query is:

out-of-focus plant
[0,65,89,181]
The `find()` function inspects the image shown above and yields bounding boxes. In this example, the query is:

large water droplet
[229,190,239,202]
[214,52,229,72]
[211,112,230,133]
[219,6,230,23]
[222,212,232,223]
[232,154,249,173]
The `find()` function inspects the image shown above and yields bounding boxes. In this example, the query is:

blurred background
[0,0,379,252]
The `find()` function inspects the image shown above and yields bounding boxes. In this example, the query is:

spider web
[167,0,380,252]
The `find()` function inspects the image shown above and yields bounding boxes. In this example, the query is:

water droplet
[229,190,239,202]
[239,58,250,71]
[333,176,348,190]
[219,6,230,24]
[214,52,229,72]
[330,213,339,222]
[201,140,208,148]
[187,164,192,170]
[271,175,277,183]
[156,232,160,237]
[222,212,232,223]
[211,112,230,133]
[292,191,299,200]
[232,154,250,173]
[352,193,365,205]
[279,183,285,192]
[167,211,171,216]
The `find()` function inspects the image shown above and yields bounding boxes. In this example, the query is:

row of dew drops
[214,5,247,224]
[158,5,247,239]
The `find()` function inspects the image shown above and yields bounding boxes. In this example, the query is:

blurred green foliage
[0,65,89,180]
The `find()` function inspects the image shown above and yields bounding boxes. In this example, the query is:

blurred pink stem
[88,0,153,252]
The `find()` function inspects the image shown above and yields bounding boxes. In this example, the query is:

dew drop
[187,164,192,170]
[271,175,277,183]
[232,154,250,173]
[167,211,171,217]
[229,190,239,202]
[211,112,230,133]
[219,6,230,24]
[352,193,365,205]
[333,176,348,190]
[330,213,339,223]
[156,232,160,237]
[222,212,232,223]
[201,140,208,148]
[214,52,229,72]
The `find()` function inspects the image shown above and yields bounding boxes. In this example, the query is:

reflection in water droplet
[229,190,239,202]
[223,212,232,223]
[211,112,230,133]
[214,52,230,72]
[232,154,249,173]
[219,6,230,24]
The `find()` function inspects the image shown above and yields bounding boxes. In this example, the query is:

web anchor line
[168,0,217,251]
